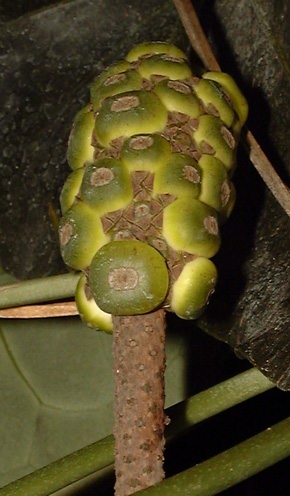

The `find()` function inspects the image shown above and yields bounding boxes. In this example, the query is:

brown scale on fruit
[164,111,201,158]
[59,222,73,247]
[182,164,200,183]
[111,95,140,112]
[90,167,114,186]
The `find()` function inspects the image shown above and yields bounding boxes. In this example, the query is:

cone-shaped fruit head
[59,41,248,331]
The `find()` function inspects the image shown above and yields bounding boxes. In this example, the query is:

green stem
[0,437,114,496]
[0,368,274,496]
[0,273,79,309]
[137,414,290,496]
[166,367,274,439]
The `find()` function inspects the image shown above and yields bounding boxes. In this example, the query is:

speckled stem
[112,310,167,496]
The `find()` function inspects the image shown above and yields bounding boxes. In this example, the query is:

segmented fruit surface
[59,42,248,330]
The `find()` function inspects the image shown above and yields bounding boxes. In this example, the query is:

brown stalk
[113,311,167,496]
[173,0,290,218]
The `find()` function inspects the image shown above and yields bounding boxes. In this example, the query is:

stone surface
[195,0,290,390]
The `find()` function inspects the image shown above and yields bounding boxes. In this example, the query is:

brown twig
[173,0,290,218]
[173,0,220,71]
[0,301,78,318]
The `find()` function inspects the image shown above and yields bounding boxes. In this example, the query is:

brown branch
[113,310,167,496]
[173,0,290,218]
[245,131,290,217]
[0,301,78,319]
[173,0,220,71]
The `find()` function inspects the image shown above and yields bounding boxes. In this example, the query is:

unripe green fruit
[153,153,201,198]
[193,114,236,172]
[153,79,201,118]
[125,41,187,62]
[95,90,168,147]
[137,53,192,80]
[171,257,218,319]
[121,133,171,172]
[193,78,235,128]
[59,201,109,270]
[89,240,169,315]
[202,72,249,126]
[60,168,85,214]
[91,69,143,110]
[219,181,236,223]
[67,106,95,170]
[76,274,113,333]
[80,157,133,214]
[198,155,229,212]
[163,198,221,258]
[91,60,131,92]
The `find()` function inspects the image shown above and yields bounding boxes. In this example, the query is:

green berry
[163,198,221,258]
[121,133,171,172]
[219,181,236,223]
[202,72,248,126]
[59,201,109,270]
[193,78,235,127]
[76,274,113,333]
[91,60,130,92]
[153,79,201,118]
[193,114,236,172]
[137,53,192,80]
[198,155,229,212]
[171,257,218,319]
[89,240,169,315]
[91,69,143,110]
[153,153,201,198]
[80,157,133,214]
[125,42,187,62]
[66,106,95,170]
[95,90,168,147]
[60,168,85,214]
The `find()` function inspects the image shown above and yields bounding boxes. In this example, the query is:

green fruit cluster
[59,42,248,332]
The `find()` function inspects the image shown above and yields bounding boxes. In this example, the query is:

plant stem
[166,367,274,439]
[137,414,290,496]
[0,368,274,496]
[113,310,167,496]
[0,436,114,496]
[0,273,79,309]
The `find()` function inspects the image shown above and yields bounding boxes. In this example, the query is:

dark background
[0,1,290,494]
